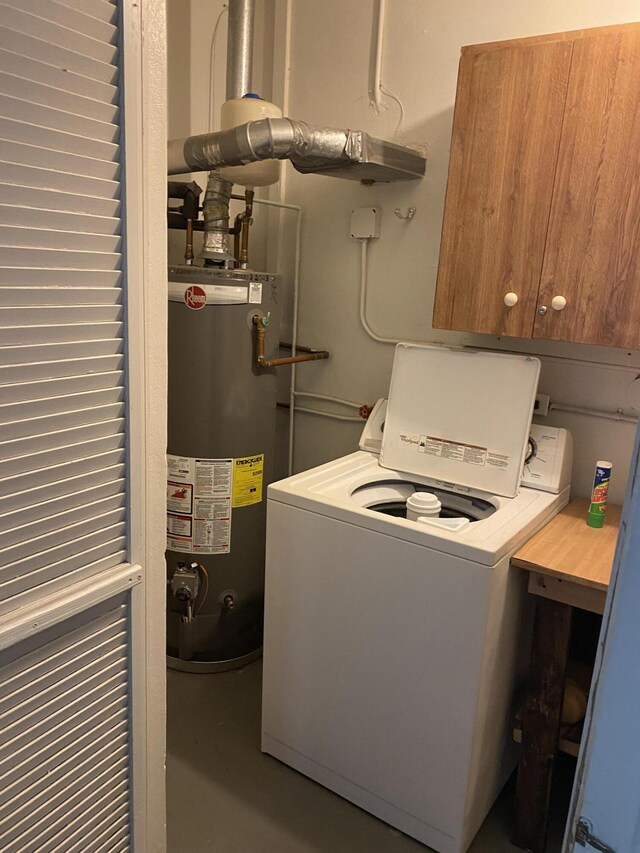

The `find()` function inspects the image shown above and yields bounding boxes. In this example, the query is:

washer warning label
[417,436,510,469]
[166,455,233,554]
[232,454,264,507]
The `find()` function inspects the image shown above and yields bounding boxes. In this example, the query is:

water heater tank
[166,265,281,672]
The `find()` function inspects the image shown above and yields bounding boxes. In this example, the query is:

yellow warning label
[232,453,264,507]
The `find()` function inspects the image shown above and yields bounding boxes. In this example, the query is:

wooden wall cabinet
[433,24,640,349]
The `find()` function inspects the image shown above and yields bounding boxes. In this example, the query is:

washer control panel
[521,425,573,494]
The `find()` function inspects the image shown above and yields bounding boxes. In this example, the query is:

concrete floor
[167,661,572,852]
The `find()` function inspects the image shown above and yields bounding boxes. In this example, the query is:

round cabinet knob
[551,295,567,311]
[503,292,518,308]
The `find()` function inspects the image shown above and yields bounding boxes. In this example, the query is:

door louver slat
[46,796,129,853]
[0,548,127,608]
[0,141,120,180]
[2,753,129,848]
[0,72,119,123]
[55,0,119,26]
[1,473,126,528]
[0,6,118,65]
[0,529,127,590]
[0,47,118,102]
[0,320,124,345]
[0,453,125,502]
[0,204,120,233]
[0,28,117,85]
[0,118,119,162]
[0,416,125,464]
[1,0,118,44]
[0,713,128,809]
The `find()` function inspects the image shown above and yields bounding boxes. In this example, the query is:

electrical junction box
[351,207,381,239]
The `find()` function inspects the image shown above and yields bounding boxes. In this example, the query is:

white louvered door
[0,0,127,608]
[0,0,167,850]
[0,596,132,852]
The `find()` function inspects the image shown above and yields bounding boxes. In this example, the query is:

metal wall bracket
[394,206,416,220]
[576,818,616,852]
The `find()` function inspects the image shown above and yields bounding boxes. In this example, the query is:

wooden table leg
[514,597,572,852]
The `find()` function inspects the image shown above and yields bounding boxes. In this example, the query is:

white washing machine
[261,344,572,853]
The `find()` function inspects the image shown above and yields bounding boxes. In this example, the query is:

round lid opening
[350,480,496,523]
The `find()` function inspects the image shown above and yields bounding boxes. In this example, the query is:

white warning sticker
[417,436,509,469]
[166,455,233,554]
[166,514,192,537]
[167,481,193,514]
[248,282,263,304]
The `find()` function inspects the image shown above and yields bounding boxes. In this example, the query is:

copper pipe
[185,218,194,264]
[253,315,329,368]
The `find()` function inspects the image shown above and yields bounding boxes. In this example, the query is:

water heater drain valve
[171,562,200,604]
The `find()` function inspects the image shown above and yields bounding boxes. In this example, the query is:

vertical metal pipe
[226,0,255,100]
[199,171,234,262]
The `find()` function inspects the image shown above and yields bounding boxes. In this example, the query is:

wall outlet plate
[351,207,381,239]
[534,393,550,416]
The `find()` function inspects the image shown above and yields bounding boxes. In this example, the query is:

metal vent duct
[168,0,425,183]
[168,118,426,182]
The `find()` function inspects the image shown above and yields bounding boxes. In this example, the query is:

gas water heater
[166,265,281,671]
[165,0,424,672]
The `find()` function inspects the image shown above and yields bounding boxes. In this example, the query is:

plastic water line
[549,403,637,424]
[370,0,405,133]
[359,238,427,345]
[371,0,386,114]
[294,392,361,409]
[208,3,229,132]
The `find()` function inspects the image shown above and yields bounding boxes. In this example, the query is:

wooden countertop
[511,498,622,590]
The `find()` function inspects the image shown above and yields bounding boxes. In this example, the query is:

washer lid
[380,344,541,498]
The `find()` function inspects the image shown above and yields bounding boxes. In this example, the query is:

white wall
[273,0,640,503]
[167,0,640,504]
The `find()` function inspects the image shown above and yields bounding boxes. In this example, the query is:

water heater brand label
[184,285,207,310]
[166,454,232,554]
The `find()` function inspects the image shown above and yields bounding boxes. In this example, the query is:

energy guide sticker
[232,454,264,507]
[166,455,233,554]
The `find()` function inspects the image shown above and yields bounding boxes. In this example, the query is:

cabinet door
[535,27,640,347]
[433,41,572,337]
